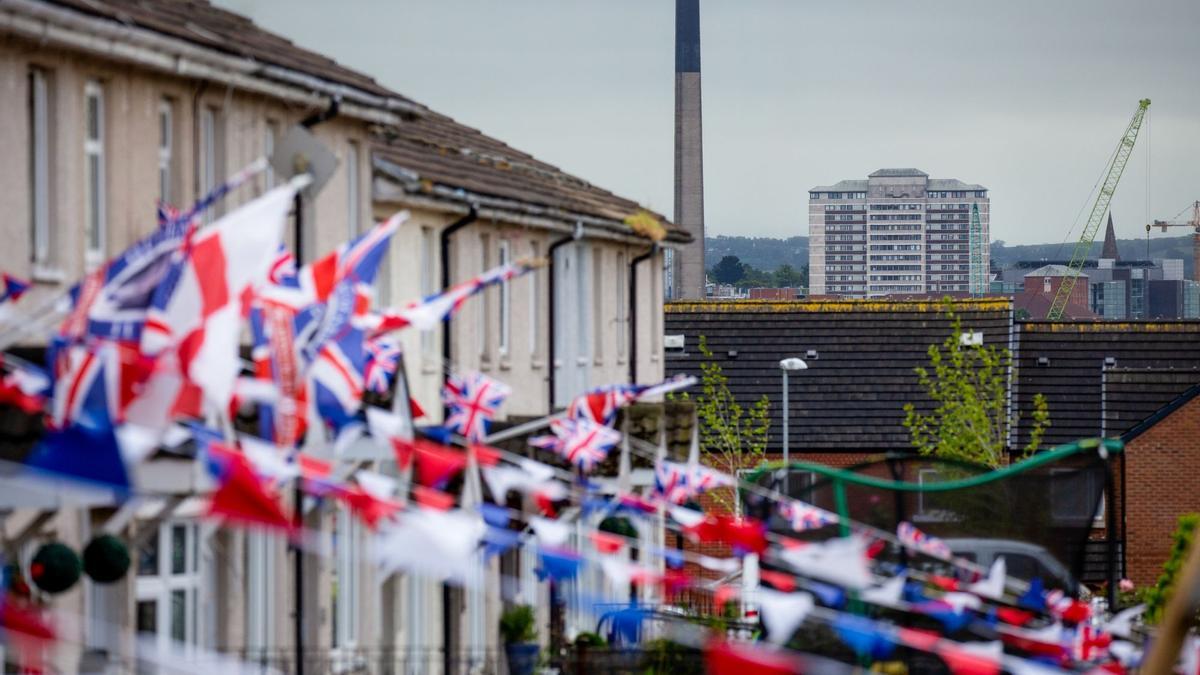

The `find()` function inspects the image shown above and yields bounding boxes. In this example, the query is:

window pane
[138,533,159,576]
[170,589,186,642]
[88,154,101,250]
[136,599,157,634]
[86,94,99,140]
[159,108,170,150]
[171,524,186,574]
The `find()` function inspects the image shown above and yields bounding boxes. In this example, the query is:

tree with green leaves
[675,335,771,512]
[710,256,745,284]
[903,300,1050,468]
[772,264,805,288]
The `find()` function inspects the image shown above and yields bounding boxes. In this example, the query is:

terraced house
[0,0,686,671]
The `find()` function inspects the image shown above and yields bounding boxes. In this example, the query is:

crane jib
[1047,99,1151,320]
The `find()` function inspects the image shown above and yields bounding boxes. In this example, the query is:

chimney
[673,0,705,299]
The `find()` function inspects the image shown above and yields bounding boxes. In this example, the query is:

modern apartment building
[808,168,990,297]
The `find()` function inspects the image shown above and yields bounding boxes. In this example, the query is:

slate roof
[1024,265,1077,277]
[927,179,986,191]
[42,0,413,106]
[1012,321,1200,448]
[810,180,868,192]
[1104,369,1200,439]
[373,114,685,239]
[869,168,929,178]
[663,298,1014,452]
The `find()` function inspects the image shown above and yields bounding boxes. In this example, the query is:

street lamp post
[779,358,808,496]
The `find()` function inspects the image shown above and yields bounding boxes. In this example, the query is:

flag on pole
[567,375,695,427]
[251,213,404,439]
[529,418,621,473]
[363,335,402,394]
[442,371,511,442]
[141,177,304,409]
[369,260,539,334]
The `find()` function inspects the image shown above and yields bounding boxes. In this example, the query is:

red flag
[590,530,624,554]
[705,640,796,675]
[335,485,402,529]
[412,485,455,511]
[413,443,468,489]
[207,451,292,532]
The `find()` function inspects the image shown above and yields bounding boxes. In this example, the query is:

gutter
[0,0,420,124]
[546,222,583,412]
[373,157,692,245]
[628,244,658,385]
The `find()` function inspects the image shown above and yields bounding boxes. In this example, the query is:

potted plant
[499,604,538,675]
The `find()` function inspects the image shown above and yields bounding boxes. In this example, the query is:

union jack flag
[568,375,696,427]
[251,213,404,440]
[779,499,839,532]
[530,418,621,473]
[653,459,733,504]
[369,261,539,335]
[443,371,511,442]
[364,336,402,394]
[156,201,185,228]
[897,520,951,559]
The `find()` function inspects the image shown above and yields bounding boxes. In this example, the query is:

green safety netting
[743,438,1122,595]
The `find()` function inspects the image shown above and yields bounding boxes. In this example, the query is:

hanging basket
[83,534,131,584]
[30,542,82,594]
[599,516,638,539]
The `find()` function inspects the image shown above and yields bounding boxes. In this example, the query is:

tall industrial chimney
[673,0,705,300]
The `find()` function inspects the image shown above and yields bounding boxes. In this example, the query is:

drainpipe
[289,96,339,675]
[546,222,584,412]
[439,205,479,382]
[628,245,658,385]
[437,204,476,675]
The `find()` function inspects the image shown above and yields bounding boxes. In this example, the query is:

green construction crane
[1047,99,1150,319]
[969,203,986,296]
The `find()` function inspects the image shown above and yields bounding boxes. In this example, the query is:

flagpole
[292,187,306,675]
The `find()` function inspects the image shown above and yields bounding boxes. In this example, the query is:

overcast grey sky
[218,0,1200,245]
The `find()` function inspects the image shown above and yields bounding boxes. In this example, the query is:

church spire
[1101,212,1120,261]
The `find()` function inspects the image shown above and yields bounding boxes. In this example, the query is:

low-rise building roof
[664,298,1013,452]
[1012,321,1200,448]
[373,112,686,241]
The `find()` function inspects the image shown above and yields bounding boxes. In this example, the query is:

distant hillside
[990,235,1195,277]
[705,235,808,272]
[707,234,1194,278]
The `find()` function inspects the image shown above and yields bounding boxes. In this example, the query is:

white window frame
[199,106,220,224]
[914,468,959,523]
[245,530,277,654]
[135,521,201,654]
[334,509,361,648]
[592,247,604,365]
[479,233,492,363]
[29,67,52,268]
[346,141,360,238]
[616,250,628,362]
[419,226,436,359]
[498,239,511,358]
[84,80,106,268]
[529,240,542,362]
[158,98,174,204]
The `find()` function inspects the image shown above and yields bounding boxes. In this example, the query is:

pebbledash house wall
[0,2,677,671]
[0,27,383,674]
[1120,392,1200,586]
